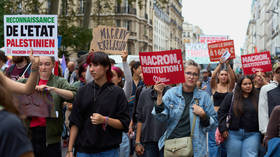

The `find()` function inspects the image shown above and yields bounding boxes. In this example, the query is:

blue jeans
[77,148,119,157]
[226,129,260,157]
[208,127,227,157]
[119,133,130,157]
[138,142,163,157]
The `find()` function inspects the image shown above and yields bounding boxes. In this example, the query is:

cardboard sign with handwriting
[14,91,55,117]
[90,26,129,54]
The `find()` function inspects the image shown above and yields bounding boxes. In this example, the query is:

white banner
[4,15,58,57]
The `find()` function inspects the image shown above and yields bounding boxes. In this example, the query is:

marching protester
[0,50,8,72]
[201,69,212,96]
[135,83,169,157]
[152,59,217,157]
[208,59,235,157]
[110,52,133,157]
[0,51,39,157]
[67,52,130,157]
[64,61,78,84]
[258,62,280,137]
[263,106,280,156]
[218,75,260,157]
[18,56,77,157]
[253,71,268,92]
[128,61,144,156]
[6,56,31,80]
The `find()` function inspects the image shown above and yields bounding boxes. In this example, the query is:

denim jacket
[152,84,217,157]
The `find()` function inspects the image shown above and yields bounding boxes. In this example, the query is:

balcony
[115,6,136,15]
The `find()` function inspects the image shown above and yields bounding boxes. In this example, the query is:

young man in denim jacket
[152,59,218,157]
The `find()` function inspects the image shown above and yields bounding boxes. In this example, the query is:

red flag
[54,61,59,76]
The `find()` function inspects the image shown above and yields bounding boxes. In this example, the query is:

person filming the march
[67,52,130,157]
[152,59,217,157]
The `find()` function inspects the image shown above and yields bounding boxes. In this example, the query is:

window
[78,0,86,14]
[116,20,121,27]
[125,20,131,31]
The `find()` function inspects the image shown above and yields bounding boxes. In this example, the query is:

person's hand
[222,131,229,139]
[135,143,144,155]
[35,85,55,92]
[154,82,165,95]
[121,51,128,62]
[201,86,207,90]
[90,113,105,125]
[219,57,229,64]
[65,151,73,157]
[192,104,206,118]
[29,49,40,70]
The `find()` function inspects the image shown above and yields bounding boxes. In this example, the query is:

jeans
[77,148,119,157]
[137,142,163,157]
[119,132,130,157]
[226,129,260,157]
[208,127,227,157]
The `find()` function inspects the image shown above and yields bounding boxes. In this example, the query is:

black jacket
[69,81,130,153]
[218,93,259,133]
[268,85,280,117]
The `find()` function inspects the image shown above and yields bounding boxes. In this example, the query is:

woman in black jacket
[218,75,260,157]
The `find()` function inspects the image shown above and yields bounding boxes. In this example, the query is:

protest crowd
[1,16,280,157]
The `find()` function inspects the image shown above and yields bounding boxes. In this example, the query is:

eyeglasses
[185,72,199,77]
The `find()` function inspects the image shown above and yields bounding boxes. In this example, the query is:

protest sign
[185,43,210,64]
[241,51,272,75]
[90,26,129,55]
[14,91,55,117]
[139,49,185,85]
[200,35,228,44]
[4,15,58,56]
[208,40,235,62]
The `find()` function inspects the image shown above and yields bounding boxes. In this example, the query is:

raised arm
[226,62,236,91]
[211,62,222,92]
[2,52,39,95]
[122,52,133,99]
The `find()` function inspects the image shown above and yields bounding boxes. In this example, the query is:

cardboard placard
[90,26,129,54]
[208,40,235,62]
[14,91,55,118]
[241,51,272,75]
[139,49,185,85]
[4,15,58,56]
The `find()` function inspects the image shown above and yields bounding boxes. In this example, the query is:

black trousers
[30,127,61,157]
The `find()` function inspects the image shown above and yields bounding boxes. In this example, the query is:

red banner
[139,49,185,85]
[208,40,235,62]
[241,51,272,75]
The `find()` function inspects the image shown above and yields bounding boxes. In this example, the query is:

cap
[273,62,280,72]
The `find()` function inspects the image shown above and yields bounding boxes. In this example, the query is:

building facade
[16,0,183,55]
[153,3,170,51]
[182,22,204,44]
[244,0,280,60]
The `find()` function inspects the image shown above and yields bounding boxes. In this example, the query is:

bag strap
[190,99,198,137]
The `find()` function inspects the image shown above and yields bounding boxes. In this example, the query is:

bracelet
[67,150,73,153]
[135,142,142,146]
[102,116,109,131]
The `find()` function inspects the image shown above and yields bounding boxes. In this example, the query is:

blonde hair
[184,59,201,74]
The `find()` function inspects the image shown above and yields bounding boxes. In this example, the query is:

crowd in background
[1,49,280,157]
